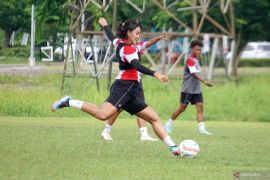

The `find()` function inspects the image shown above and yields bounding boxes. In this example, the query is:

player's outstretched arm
[192,73,213,87]
[145,34,169,48]
[98,17,116,42]
[129,60,168,84]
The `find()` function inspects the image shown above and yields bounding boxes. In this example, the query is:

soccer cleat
[170,145,180,156]
[51,96,72,111]
[101,131,113,140]
[199,129,213,135]
[140,135,158,141]
[164,124,173,133]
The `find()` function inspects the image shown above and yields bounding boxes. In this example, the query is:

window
[258,45,270,51]
[244,45,255,51]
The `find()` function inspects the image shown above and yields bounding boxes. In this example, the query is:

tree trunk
[232,34,246,83]
[4,30,12,48]
[232,53,240,83]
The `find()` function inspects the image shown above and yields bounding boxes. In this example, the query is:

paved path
[0,63,270,77]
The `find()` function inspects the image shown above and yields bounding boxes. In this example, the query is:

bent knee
[97,112,112,121]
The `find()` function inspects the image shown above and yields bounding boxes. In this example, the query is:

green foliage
[1,117,270,179]
[239,59,270,67]
[116,0,145,21]
[86,3,105,31]
[150,1,191,31]
[0,47,30,58]
[0,1,30,31]
[234,0,270,52]
[32,0,69,45]
[0,1,30,47]
[152,11,172,29]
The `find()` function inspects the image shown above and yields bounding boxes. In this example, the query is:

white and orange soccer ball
[179,140,200,158]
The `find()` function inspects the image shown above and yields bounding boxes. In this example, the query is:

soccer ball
[179,140,200,158]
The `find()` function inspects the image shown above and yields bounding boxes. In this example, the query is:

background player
[164,40,213,135]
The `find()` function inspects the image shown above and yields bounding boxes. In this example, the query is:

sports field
[1,74,270,179]
[2,0,270,179]
[1,117,270,179]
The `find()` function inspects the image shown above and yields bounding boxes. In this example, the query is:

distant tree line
[0,0,269,65]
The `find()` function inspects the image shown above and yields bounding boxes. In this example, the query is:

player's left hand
[154,72,169,84]
[205,80,213,87]
[159,34,170,40]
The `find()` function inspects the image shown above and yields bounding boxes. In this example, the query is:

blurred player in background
[164,40,213,135]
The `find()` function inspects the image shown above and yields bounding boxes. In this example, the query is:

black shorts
[180,92,203,105]
[106,80,147,114]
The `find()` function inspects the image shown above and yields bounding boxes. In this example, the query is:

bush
[0,46,30,58]
[239,59,270,67]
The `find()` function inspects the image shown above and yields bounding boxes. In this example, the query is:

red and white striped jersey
[113,38,147,82]
[181,54,202,94]
[186,54,201,74]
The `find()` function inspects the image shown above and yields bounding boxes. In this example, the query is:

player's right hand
[98,17,108,27]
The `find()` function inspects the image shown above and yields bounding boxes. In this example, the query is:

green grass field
[1,73,270,179]
[1,117,270,179]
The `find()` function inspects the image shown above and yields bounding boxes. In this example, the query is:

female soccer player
[52,17,180,156]
[164,40,213,135]
[99,18,168,141]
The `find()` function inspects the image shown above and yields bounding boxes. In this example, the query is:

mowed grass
[1,117,270,180]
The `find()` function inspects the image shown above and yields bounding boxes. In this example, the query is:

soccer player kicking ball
[164,40,213,135]
[100,18,169,141]
[52,17,180,156]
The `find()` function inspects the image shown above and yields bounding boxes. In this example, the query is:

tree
[29,0,69,46]
[0,1,30,48]
[232,0,270,80]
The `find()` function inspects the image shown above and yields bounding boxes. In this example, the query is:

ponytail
[116,19,141,39]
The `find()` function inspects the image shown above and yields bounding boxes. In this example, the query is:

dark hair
[190,39,203,49]
[116,19,142,39]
